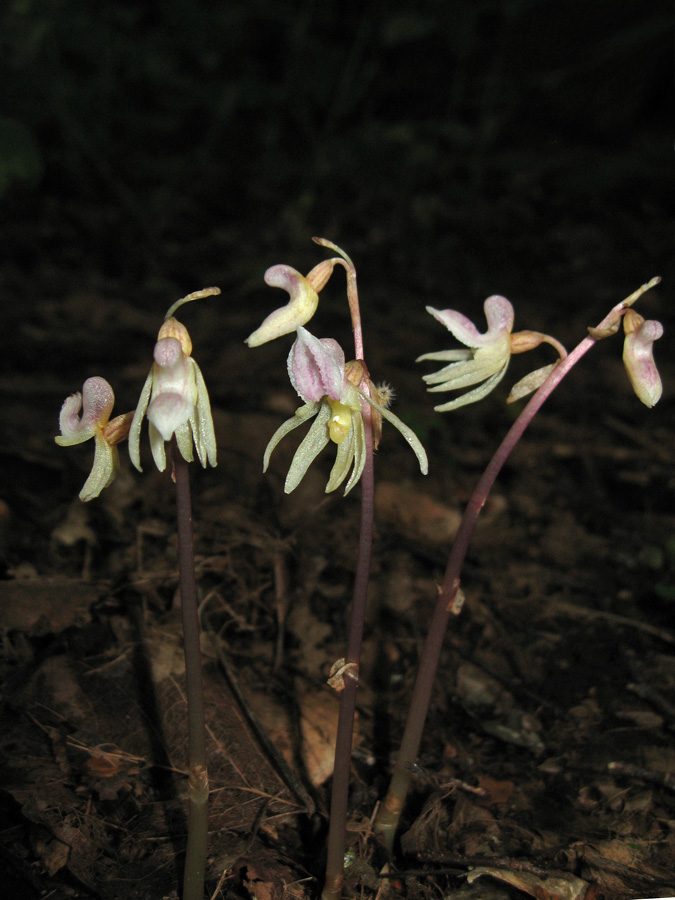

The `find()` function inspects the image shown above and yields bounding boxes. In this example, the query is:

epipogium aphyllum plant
[56,287,220,900]
[374,276,663,854]
[246,238,428,900]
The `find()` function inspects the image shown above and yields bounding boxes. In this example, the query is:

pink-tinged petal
[81,376,115,428]
[150,338,198,410]
[426,307,484,347]
[58,376,114,441]
[153,335,184,368]
[426,296,513,349]
[147,392,195,441]
[246,265,319,347]
[288,327,345,402]
[483,295,514,340]
[57,392,88,443]
[623,319,663,408]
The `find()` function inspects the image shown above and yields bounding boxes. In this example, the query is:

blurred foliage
[0,0,669,284]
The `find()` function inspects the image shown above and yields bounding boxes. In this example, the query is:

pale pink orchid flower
[129,288,219,473]
[264,327,427,494]
[245,260,335,347]
[622,310,663,408]
[418,296,515,412]
[129,316,217,473]
[56,376,132,501]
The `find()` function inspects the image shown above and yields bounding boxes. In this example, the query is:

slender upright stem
[323,414,375,900]
[173,438,209,900]
[375,280,659,852]
[321,248,374,900]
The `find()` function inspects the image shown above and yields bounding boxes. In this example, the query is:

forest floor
[0,190,673,900]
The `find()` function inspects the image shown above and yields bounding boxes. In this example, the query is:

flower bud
[305,259,336,293]
[158,317,192,356]
[623,314,663,408]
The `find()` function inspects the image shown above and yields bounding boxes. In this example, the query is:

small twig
[546,599,675,646]
[272,546,291,672]
[405,763,489,800]
[203,614,315,815]
[208,799,271,899]
[572,843,669,883]
[607,761,675,793]
[626,681,675,729]
[376,854,550,880]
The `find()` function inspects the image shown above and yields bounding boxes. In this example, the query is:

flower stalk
[322,404,376,900]
[173,436,209,900]
[247,239,426,898]
[317,243,373,900]
[375,277,661,853]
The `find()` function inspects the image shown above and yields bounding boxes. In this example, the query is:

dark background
[1,0,670,295]
[1,0,671,505]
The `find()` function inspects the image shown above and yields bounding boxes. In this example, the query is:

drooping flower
[56,377,133,501]
[264,327,428,494]
[129,290,219,472]
[417,296,515,412]
[245,260,336,347]
[622,309,663,408]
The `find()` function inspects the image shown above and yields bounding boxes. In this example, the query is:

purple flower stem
[172,437,209,900]
[322,255,374,900]
[374,283,659,853]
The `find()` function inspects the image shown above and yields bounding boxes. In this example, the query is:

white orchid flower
[264,327,428,494]
[56,376,133,501]
[417,296,515,412]
[246,260,336,348]
[129,289,219,473]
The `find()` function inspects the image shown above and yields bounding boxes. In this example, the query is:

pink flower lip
[287,327,345,403]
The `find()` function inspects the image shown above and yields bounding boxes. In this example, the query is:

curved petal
[263,402,320,473]
[426,306,484,347]
[79,435,118,502]
[507,363,556,404]
[359,390,428,475]
[431,361,510,412]
[192,360,217,467]
[416,349,473,364]
[288,328,345,402]
[246,265,319,347]
[149,421,167,471]
[342,411,367,495]
[174,421,195,465]
[326,422,355,493]
[128,370,154,472]
[58,376,115,443]
[424,352,505,391]
[81,377,115,429]
[57,392,89,442]
[483,295,514,340]
[426,296,513,349]
[284,402,331,493]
